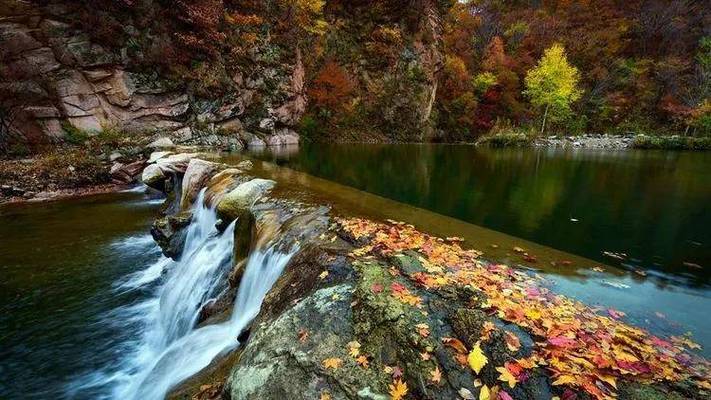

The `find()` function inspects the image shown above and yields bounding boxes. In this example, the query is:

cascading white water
[125,246,294,400]
[69,188,296,400]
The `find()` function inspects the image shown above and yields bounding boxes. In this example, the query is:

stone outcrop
[109,159,145,184]
[216,179,276,223]
[0,1,303,152]
[179,159,227,210]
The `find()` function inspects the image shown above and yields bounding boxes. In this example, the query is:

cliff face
[302,0,452,142]
[0,0,452,152]
[0,0,306,152]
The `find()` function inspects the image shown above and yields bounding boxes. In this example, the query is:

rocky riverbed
[532,134,636,149]
[136,151,711,400]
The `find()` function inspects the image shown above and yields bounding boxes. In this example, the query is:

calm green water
[249,143,711,288]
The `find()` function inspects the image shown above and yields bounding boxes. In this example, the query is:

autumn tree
[524,43,582,134]
[308,60,354,113]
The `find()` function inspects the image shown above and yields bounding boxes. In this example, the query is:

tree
[524,43,582,134]
[308,60,354,112]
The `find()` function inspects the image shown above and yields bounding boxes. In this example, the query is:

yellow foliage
[468,341,488,374]
[389,379,408,400]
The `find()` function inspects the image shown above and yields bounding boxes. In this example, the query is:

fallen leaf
[498,391,513,400]
[479,384,490,400]
[322,358,343,369]
[415,323,430,338]
[608,309,626,319]
[504,332,521,352]
[371,283,384,293]
[297,328,309,343]
[496,366,517,388]
[468,341,488,374]
[347,341,361,357]
[443,337,468,354]
[319,270,329,279]
[459,388,475,399]
[481,321,496,341]
[430,366,442,384]
[356,355,369,368]
[392,366,403,379]
[320,391,332,400]
[420,352,431,361]
[389,379,408,400]
[552,375,577,386]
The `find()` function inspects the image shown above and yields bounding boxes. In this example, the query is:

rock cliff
[0,0,306,152]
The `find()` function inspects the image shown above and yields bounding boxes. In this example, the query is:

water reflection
[248,143,711,288]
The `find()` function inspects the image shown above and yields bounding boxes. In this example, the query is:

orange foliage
[308,61,355,111]
[338,217,711,400]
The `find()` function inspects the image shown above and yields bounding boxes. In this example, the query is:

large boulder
[216,179,276,222]
[147,137,175,150]
[203,168,246,209]
[180,159,227,209]
[148,151,173,164]
[141,163,167,191]
[227,285,370,400]
[266,128,299,147]
[110,160,145,184]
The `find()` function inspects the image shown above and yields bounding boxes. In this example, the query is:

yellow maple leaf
[320,391,332,400]
[524,308,542,320]
[479,384,490,400]
[468,341,488,374]
[319,270,329,279]
[322,357,343,369]
[389,379,408,400]
[552,375,577,386]
[496,366,517,388]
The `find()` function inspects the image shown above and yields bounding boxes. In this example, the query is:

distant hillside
[1,0,709,154]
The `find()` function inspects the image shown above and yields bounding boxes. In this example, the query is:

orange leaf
[322,358,343,369]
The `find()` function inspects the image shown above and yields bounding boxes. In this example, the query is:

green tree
[524,44,582,134]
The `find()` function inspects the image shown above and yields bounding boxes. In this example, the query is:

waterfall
[69,189,296,400]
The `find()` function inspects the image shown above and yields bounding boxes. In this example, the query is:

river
[0,144,709,399]
[248,143,711,289]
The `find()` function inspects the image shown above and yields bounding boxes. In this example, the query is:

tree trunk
[540,104,549,135]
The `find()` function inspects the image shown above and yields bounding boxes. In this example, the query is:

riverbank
[476,133,711,150]
[136,152,710,400]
